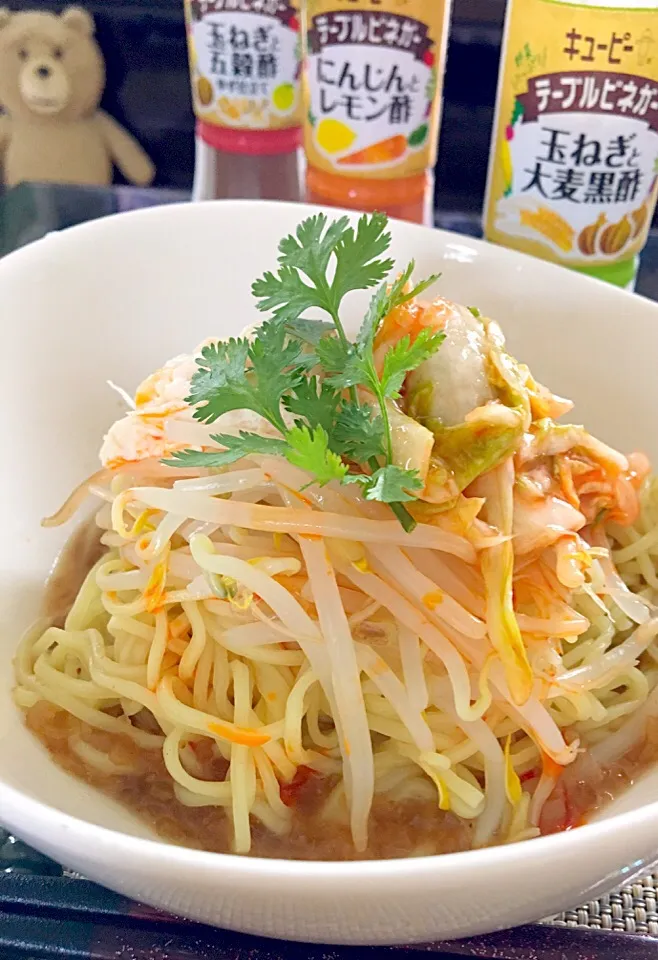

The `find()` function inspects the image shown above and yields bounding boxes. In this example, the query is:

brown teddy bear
[0,6,155,187]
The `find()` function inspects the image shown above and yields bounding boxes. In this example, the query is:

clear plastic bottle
[484,0,658,288]
[184,0,303,202]
[301,0,452,224]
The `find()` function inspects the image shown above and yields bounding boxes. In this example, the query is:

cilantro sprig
[164,213,443,529]
[164,324,345,484]
[252,212,393,344]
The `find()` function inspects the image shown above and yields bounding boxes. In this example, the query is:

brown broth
[25,700,472,859]
[42,520,104,625]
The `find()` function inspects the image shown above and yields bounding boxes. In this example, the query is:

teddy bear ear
[0,8,12,29]
[60,6,96,35]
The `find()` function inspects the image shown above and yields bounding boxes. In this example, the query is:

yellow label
[484,0,658,268]
[184,0,302,131]
[302,0,450,180]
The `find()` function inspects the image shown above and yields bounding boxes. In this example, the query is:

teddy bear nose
[36,65,51,79]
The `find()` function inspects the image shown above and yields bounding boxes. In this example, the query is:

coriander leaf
[247,320,304,427]
[292,350,320,373]
[332,401,385,462]
[346,465,423,503]
[468,306,481,318]
[212,431,288,459]
[380,328,445,399]
[285,424,348,485]
[284,377,341,434]
[249,320,302,374]
[402,273,441,303]
[186,339,254,423]
[326,346,376,393]
[332,212,394,303]
[315,334,351,374]
[162,432,287,469]
[187,323,301,431]
[251,265,324,322]
[356,275,404,350]
[285,317,335,345]
[252,318,304,369]
[325,344,384,402]
[252,213,394,336]
[278,213,350,281]
[252,214,349,322]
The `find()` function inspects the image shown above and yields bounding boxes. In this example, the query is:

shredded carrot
[542,750,564,779]
[286,486,313,507]
[422,590,444,610]
[144,546,170,613]
[207,720,270,747]
[556,457,580,510]
[137,404,186,421]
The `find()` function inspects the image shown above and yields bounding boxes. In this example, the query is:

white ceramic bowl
[2,199,658,945]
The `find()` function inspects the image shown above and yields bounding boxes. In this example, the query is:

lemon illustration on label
[272,83,295,113]
[316,118,356,155]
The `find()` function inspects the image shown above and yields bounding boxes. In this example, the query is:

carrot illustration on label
[337,134,407,166]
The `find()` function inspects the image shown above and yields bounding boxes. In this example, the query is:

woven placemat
[547,875,658,935]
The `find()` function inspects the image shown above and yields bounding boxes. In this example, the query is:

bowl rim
[0,195,648,308]
[3,773,658,882]
[2,197,658,883]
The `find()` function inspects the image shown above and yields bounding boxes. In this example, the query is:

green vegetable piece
[427,420,523,496]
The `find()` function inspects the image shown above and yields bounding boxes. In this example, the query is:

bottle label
[302,0,449,180]
[484,0,658,266]
[185,0,301,131]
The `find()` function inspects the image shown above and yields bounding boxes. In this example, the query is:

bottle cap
[197,121,301,156]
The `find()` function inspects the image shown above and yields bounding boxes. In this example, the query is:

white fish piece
[406,298,494,426]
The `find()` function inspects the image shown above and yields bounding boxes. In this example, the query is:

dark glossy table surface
[2,181,658,960]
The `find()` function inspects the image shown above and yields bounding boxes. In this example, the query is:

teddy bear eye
[18,48,28,61]
[53,46,63,60]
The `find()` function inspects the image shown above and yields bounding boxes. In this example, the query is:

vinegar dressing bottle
[484,0,658,288]
[185,0,303,202]
[301,0,452,224]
